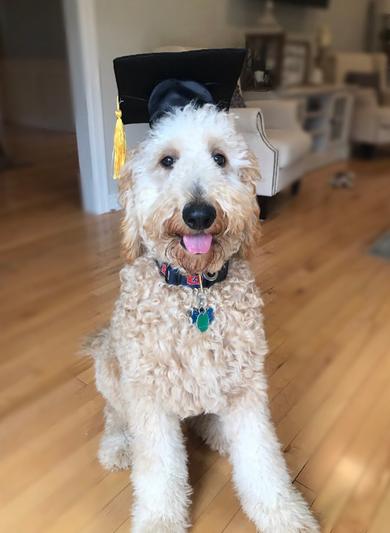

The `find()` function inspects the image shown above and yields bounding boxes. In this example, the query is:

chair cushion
[266,128,312,168]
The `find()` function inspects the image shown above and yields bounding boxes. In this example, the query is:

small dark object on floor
[330,171,355,189]
[370,232,390,260]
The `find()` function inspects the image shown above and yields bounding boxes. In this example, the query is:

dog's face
[119,104,260,274]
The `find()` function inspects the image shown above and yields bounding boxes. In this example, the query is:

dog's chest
[112,259,267,417]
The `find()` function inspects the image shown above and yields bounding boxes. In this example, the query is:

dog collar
[157,261,229,289]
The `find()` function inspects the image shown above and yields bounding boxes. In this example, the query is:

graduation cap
[112,48,246,179]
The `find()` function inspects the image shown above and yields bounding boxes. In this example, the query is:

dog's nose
[182,202,216,230]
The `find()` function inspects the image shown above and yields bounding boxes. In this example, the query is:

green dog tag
[196,311,209,332]
[190,306,214,333]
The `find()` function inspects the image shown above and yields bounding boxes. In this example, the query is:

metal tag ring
[203,271,218,282]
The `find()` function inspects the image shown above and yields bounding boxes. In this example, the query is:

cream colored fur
[89,104,319,532]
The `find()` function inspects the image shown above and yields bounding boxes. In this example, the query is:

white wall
[275,0,371,53]
[93,0,371,203]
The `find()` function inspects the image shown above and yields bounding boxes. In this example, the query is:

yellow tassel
[112,97,127,179]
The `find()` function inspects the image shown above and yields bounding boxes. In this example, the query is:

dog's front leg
[128,400,190,533]
[220,394,319,533]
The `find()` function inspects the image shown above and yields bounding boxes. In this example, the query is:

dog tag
[190,307,214,332]
[196,310,209,332]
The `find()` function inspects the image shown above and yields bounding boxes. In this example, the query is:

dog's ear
[118,150,143,263]
[239,150,261,193]
[239,150,262,258]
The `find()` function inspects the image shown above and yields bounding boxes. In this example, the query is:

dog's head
[119,104,261,274]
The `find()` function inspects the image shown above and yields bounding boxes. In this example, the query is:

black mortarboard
[113,48,246,125]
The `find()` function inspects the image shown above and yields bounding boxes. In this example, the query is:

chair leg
[257,195,269,220]
[353,143,376,159]
[291,179,301,196]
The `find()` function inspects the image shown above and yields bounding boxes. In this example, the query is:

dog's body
[95,257,266,418]
[89,104,319,532]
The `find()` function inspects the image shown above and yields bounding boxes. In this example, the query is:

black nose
[182,202,216,231]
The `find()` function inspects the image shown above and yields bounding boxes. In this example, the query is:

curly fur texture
[90,104,319,532]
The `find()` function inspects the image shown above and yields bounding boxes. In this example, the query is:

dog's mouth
[180,234,213,255]
[164,231,225,275]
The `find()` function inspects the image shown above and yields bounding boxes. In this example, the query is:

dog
[88,102,319,532]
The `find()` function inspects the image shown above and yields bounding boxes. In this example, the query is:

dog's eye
[160,156,175,168]
[213,153,226,167]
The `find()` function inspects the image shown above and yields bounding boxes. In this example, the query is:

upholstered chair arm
[244,99,301,129]
[231,108,265,134]
[231,108,278,197]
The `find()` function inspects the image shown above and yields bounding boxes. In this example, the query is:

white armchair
[330,52,390,148]
[233,99,311,215]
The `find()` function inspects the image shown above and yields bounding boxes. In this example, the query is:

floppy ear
[239,150,261,192]
[239,150,262,258]
[118,150,143,263]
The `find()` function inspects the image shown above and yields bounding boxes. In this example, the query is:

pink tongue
[183,234,212,254]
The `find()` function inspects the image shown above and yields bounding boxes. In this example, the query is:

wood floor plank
[332,433,390,533]
[297,344,390,493]
[368,482,390,533]
[191,453,232,522]
[222,509,257,533]
[46,471,129,533]
[0,385,103,507]
[191,481,239,532]
[284,326,390,480]
[311,387,390,532]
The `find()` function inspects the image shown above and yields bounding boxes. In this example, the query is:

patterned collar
[157,261,229,289]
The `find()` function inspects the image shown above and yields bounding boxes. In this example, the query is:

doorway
[0,0,80,213]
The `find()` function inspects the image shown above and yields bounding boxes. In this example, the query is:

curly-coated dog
[88,103,319,533]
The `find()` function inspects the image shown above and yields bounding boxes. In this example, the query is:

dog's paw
[98,432,132,471]
[132,517,187,533]
[253,491,320,533]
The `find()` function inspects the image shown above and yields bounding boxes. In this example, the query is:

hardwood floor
[0,130,390,533]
